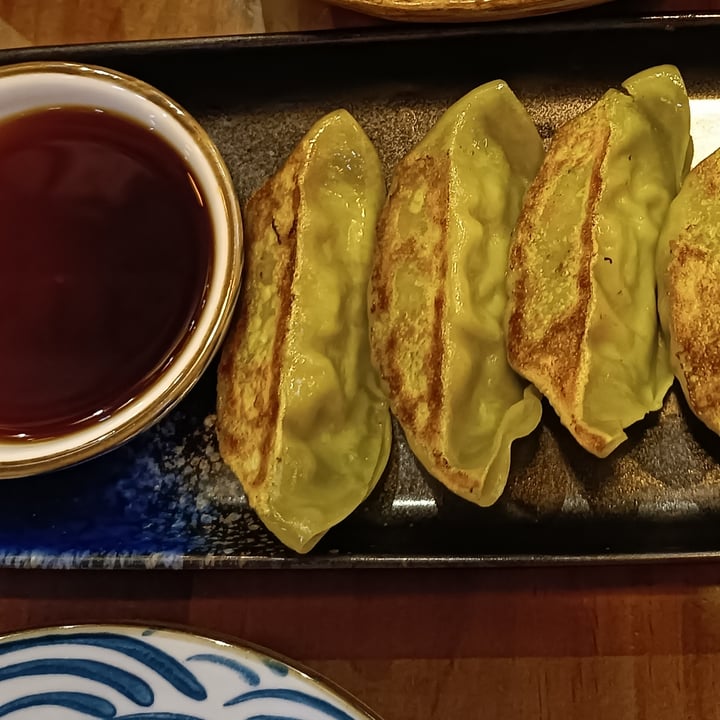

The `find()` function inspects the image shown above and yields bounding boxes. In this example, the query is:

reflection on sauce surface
[0,107,212,440]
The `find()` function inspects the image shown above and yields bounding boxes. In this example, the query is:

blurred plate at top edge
[321,0,614,23]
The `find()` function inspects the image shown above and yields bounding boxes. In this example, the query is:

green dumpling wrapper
[217,110,391,553]
[369,80,545,506]
[506,65,691,458]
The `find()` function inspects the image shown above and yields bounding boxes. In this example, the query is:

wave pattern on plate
[0,628,371,720]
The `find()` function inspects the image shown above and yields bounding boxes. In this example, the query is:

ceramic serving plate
[323,0,611,22]
[3,15,720,569]
[0,624,380,720]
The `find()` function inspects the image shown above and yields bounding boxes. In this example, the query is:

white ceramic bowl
[0,62,243,479]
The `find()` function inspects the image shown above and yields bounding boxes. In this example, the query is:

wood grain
[0,0,264,46]
[0,0,376,48]
[3,565,720,719]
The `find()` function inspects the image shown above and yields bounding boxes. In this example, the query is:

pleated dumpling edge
[369,79,545,507]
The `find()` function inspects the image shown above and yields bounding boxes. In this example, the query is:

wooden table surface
[1,1,720,719]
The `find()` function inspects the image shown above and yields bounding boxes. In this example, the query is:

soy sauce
[0,107,212,440]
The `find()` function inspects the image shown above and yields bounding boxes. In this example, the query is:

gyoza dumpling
[506,65,691,458]
[216,110,391,553]
[657,146,720,435]
[368,80,544,507]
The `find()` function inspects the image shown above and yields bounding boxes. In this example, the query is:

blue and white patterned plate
[0,624,381,720]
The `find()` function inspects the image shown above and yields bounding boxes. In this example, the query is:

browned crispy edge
[371,154,449,439]
[371,152,498,494]
[668,158,720,433]
[506,111,610,456]
[216,170,300,492]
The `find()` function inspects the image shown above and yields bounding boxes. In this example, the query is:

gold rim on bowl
[0,61,243,479]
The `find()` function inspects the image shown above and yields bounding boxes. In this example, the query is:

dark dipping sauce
[0,107,212,440]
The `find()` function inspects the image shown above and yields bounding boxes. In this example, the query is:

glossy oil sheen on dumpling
[657,146,720,435]
[368,80,544,507]
[506,65,691,458]
[216,109,391,554]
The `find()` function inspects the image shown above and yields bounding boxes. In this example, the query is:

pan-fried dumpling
[368,80,545,507]
[657,146,720,435]
[506,65,691,458]
[216,109,391,553]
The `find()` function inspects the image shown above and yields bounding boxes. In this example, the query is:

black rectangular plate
[2,13,720,569]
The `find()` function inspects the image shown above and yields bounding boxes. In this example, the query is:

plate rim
[2,12,720,571]
[0,621,383,720]
[0,11,717,64]
[321,0,613,23]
